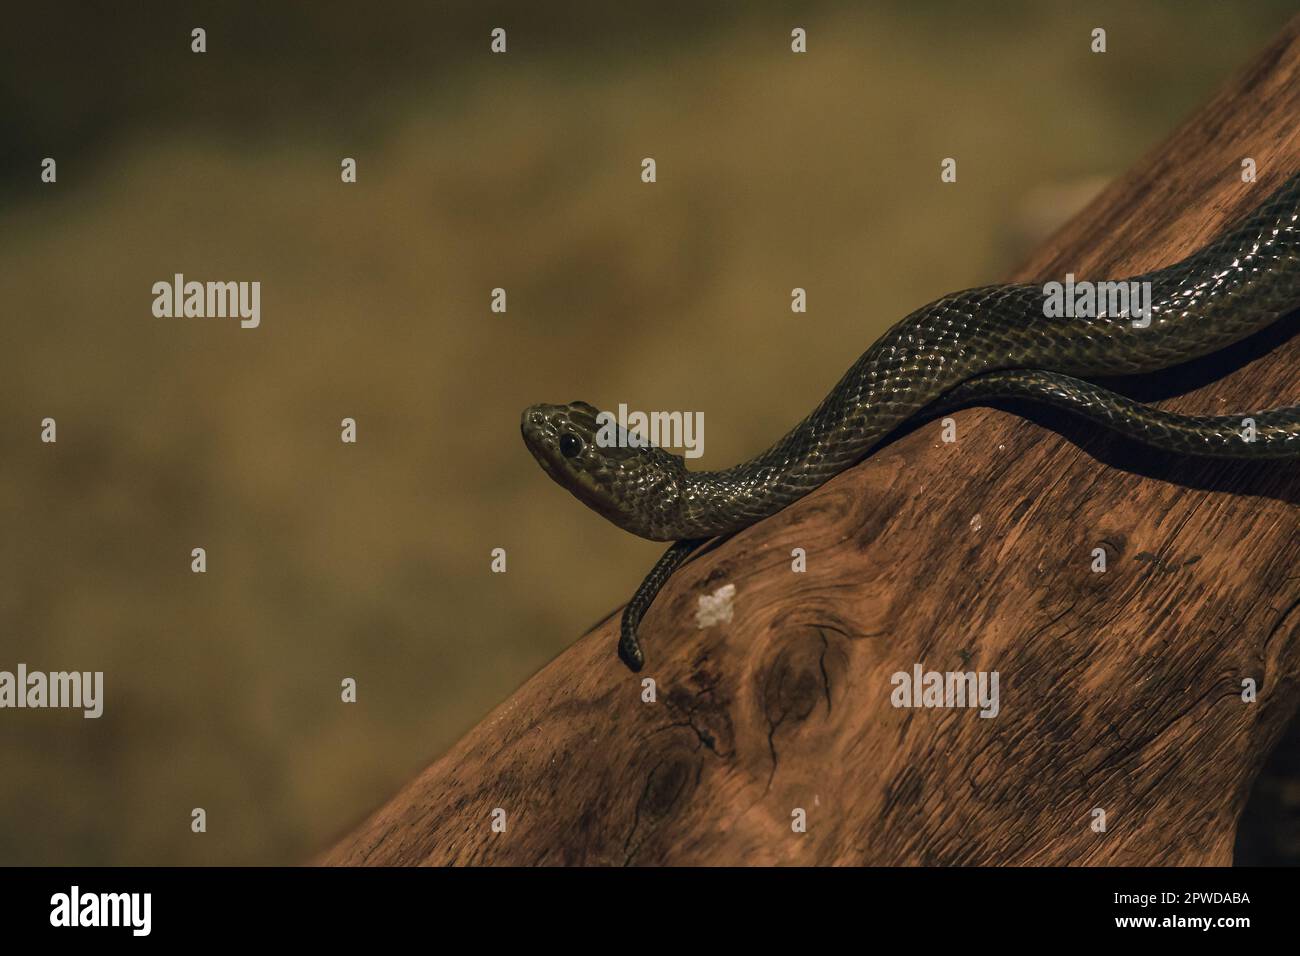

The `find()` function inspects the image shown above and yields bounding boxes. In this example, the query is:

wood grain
[322,17,1300,866]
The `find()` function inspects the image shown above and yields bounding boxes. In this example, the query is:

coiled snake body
[522,172,1300,670]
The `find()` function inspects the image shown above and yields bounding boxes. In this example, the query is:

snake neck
[670,350,986,538]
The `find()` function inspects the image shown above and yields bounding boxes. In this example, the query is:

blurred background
[1,0,1297,865]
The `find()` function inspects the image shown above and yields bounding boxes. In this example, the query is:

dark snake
[522,171,1300,671]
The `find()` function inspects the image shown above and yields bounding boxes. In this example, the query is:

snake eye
[560,434,583,458]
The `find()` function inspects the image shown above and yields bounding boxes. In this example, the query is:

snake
[521,170,1300,671]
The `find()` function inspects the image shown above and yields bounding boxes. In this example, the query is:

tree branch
[322,16,1300,866]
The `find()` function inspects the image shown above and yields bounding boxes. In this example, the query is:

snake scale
[522,171,1300,671]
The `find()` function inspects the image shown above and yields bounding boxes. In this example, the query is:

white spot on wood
[969,513,983,532]
[695,583,736,628]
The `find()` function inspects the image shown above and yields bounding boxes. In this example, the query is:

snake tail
[618,538,708,671]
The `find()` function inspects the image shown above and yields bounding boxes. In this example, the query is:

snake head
[521,401,686,541]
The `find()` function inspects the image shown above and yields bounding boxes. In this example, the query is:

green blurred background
[1,1,1297,864]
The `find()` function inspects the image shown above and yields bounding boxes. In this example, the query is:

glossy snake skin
[522,171,1300,670]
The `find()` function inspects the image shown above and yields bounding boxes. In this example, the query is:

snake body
[522,172,1300,670]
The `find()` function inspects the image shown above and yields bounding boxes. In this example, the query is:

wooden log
[322,18,1300,866]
